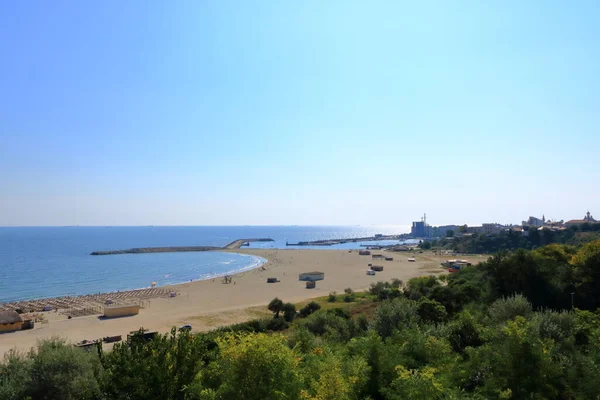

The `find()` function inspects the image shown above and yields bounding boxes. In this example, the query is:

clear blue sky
[1,1,599,228]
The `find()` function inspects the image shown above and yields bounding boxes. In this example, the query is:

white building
[482,223,505,235]
[298,271,325,282]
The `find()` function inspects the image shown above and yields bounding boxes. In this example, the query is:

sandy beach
[0,249,482,355]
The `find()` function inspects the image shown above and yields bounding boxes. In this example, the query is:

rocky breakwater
[90,246,220,256]
[286,234,409,247]
[90,238,274,255]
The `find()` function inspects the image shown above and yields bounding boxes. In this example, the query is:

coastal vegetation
[420,223,600,254]
[3,240,600,399]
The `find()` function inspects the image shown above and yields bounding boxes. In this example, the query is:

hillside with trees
[421,223,600,254]
[3,240,600,399]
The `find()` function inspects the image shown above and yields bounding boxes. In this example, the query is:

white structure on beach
[298,271,325,282]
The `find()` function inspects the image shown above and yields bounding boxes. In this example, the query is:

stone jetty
[90,238,274,255]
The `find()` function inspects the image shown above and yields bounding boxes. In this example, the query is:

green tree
[419,241,432,250]
[28,338,103,400]
[417,297,448,324]
[488,294,532,324]
[301,347,370,400]
[483,250,568,309]
[385,365,450,400]
[300,309,355,342]
[268,297,284,318]
[446,230,454,238]
[102,328,216,400]
[404,276,441,301]
[0,349,32,400]
[299,301,321,318]
[446,311,484,354]
[186,333,302,400]
[572,240,600,310]
[346,331,389,399]
[282,302,296,322]
[464,316,563,399]
[372,298,419,338]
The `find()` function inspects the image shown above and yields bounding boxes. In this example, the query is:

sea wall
[90,238,274,255]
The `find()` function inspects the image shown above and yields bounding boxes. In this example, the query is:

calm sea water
[0,226,409,303]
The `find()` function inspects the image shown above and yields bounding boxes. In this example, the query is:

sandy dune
[0,249,478,355]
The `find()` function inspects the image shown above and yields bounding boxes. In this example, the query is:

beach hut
[0,311,23,333]
[372,254,384,259]
[385,256,394,261]
[359,250,371,256]
[299,271,325,282]
[151,282,157,288]
[366,269,376,276]
[443,259,472,272]
[306,281,316,289]
[408,258,416,262]
[371,265,384,272]
[103,304,140,318]
[266,277,279,283]
[442,259,472,268]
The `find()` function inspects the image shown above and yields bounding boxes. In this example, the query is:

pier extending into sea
[286,234,410,247]
[90,238,274,255]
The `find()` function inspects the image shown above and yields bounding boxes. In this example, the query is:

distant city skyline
[1,1,599,227]
[2,208,596,232]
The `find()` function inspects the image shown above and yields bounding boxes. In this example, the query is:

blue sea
[0,226,410,303]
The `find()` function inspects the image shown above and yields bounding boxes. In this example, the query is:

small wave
[188,255,267,282]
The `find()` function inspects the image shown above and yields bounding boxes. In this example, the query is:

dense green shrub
[282,302,296,322]
[372,298,419,338]
[186,333,302,400]
[265,317,288,331]
[488,294,533,324]
[417,297,448,324]
[299,301,321,317]
[299,309,355,342]
[0,338,102,400]
[344,287,356,302]
[328,291,337,302]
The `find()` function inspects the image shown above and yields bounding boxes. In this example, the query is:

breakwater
[223,238,274,249]
[286,234,410,247]
[90,238,274,255]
